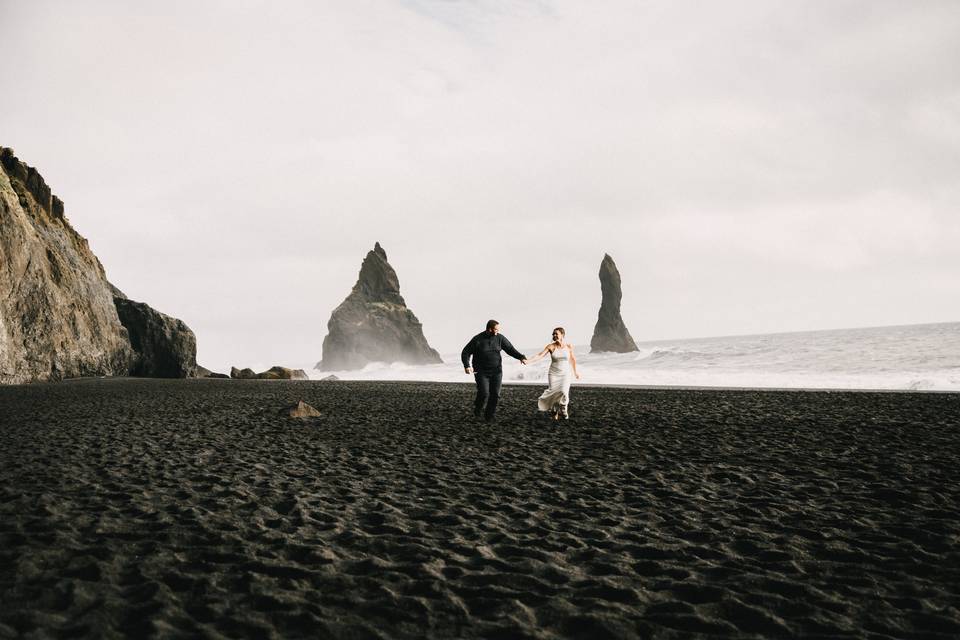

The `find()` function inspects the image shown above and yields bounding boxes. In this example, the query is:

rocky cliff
[0,147,133,383]
[590,253,640,353]
[114,295,198,378]
[0,146,199,383]
[318,242,442,370]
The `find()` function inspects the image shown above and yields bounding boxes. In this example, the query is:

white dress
[537,346,572,412]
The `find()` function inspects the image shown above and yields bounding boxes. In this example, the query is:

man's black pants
[473,370,503,420]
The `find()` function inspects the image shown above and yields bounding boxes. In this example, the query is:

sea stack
[318,242,442,371]
[590,253,640,353]
[0,146,199,383]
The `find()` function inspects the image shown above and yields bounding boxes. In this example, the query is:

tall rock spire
[317,242,442,371]
[352,242,404,305]
[590,253,639,353]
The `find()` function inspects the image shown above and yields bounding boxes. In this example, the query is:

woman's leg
[559,384,571,419]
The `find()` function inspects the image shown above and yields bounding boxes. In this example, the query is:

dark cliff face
[318,242,442,371]
[0,146,199,383]
[113,296,198,378]
[590,253,639,353]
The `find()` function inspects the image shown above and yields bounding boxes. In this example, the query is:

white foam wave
[300,322,960,391]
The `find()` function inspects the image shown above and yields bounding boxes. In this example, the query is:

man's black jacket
[461,331,526,373]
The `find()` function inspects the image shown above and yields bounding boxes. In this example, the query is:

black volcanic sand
[1,380,959,639]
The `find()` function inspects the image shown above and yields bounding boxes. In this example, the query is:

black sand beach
[1,379,958,639]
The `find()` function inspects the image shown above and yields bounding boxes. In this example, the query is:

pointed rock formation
[0,146,199,383]
[318,242,442,370]
[590,254,639,353]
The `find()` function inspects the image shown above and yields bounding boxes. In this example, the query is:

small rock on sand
[260,366,309,380]
[231,366,308,380]
[284,400,321,419]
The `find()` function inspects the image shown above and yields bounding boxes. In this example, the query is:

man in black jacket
[462,319,527,421]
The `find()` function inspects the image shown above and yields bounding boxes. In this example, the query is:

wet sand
[1,378,959,639]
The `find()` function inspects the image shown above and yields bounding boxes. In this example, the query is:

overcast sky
[3,1,959,372]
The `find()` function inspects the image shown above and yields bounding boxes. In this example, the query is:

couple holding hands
[461,319,580,422]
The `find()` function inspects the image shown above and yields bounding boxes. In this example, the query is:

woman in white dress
[527,327,581,419]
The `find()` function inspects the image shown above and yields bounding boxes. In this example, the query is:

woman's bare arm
[527,345,552,364]
[569,344,580,379]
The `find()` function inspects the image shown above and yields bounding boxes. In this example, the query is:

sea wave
[303,322,960,391]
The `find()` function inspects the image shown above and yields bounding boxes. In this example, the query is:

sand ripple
[1,379,959,638]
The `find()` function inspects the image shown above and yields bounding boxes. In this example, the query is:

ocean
[308,322,960,391]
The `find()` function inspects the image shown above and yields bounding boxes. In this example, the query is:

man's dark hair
[486,319,499,331]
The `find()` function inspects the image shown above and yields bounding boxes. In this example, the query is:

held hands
[465,367,473,375]
[521,359,528,365]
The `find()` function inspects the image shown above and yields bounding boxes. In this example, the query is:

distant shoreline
[46,375,960,395]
